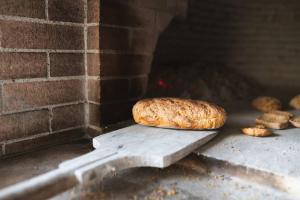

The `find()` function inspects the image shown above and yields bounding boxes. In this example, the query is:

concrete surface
[197,110,300,178]
[196,110,300,194]
[1,110,300,199]
[0,139,92,189]
[52,156,297,200]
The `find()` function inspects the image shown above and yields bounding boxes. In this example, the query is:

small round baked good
[252,96,282,112]
[242,127,272,137]
[265,110,293,121]
[256,114,289,129]
[290,116,300,128]
[255,124,266,129]
[132,98,226,130]
[289,95,300,109]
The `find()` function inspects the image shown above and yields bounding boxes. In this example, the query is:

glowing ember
[157,79,169,89]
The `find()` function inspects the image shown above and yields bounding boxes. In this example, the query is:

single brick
[4,128,85,155]
[3,80,84,112]
[0,53,47,80]
[87,53,100,76]
[100,26,129,51]
[0,0,45,18]
[129,76,148,98]
[89,103,100,127]
[0,20,84,50]
[130,30,157,55]
[52,104,84,131]
[88,79,100,103]
[101,1,155,28]
[48,0,84,23]
[0,110,49,142]
[100,100,135,125]
[100,79,129,103]
[50,53,84,77]
[100,53,151,77]
[87,26,100,50]
[88,0,100,23]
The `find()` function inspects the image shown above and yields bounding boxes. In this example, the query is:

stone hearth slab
[196,110,300,184]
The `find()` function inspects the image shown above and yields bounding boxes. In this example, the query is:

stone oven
[0,0,300,199]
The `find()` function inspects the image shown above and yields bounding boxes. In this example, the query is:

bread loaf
[252,96,281,112]
[290,95,300,109]
[132,98,226,130]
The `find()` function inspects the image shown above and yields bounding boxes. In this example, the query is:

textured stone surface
[0,0,45,18]
[100,26,129,50]
[87,53,100,76]
[0,53,47,80]
[0,110,49,142]
[0,20,84,49]
[87,0,100,23]
[50,53,84,77]
[100,54,151,77]
[89,103,101,127]
[0,139,92,188]
[2,80,84,112]
[48,0,84,23]
[100,79,129,102]
[52,104,85,131]
[4,128,85,155]
[87,26,99,50]
[88,79,100,103]
[54,156,296,200]
[101,1,155,28]
[197,110,300,180]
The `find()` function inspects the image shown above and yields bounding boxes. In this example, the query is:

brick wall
[153,0,300,102]
[0,0,87,157]
[87,0,184,135]
[0,0,184,156]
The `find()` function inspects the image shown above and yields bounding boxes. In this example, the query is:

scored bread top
[132,98,226,130]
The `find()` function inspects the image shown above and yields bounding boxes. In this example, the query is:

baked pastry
[256,114,289,129]
[290,116,300,128]
[255,124,266,129]
[252,96,282,112]
[132,98,226,130]
[264,110,293,121]
[242,127,272,137]
[289,95,300,109]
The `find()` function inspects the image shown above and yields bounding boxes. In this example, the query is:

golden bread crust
[265,110,293,121]
[242,127,272,137]
[132,98,226,130]
[290,116,300,128]
[256,114,289,129]
[289,95,300,109]
[252,96,281,112]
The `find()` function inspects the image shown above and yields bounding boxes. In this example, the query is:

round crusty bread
[290,95,300,109]
[252,96,282,112]
[132,98,226,130]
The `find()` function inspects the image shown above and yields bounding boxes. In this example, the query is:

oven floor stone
[0,139,92,189]
[2,110,300,199]
[196,110,300,195]
[53,156,297,200]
